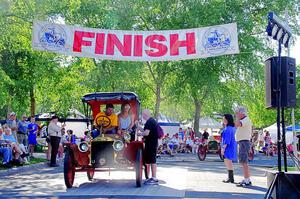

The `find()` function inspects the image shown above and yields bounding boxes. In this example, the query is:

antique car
[63,92,144,188]
[197,137,223,161]
[197,135,255,161]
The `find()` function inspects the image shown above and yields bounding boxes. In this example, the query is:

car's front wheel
[64,150,75,188]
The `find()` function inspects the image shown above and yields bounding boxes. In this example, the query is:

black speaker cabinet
[265,56,296,108]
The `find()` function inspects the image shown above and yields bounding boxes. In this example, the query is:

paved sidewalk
[0,152,276,198]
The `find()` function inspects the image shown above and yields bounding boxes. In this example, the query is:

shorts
[144,144,158,164]
[238,140,250,163]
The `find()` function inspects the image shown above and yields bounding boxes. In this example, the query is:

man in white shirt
[235,106,252,187]
[48,115,65,167]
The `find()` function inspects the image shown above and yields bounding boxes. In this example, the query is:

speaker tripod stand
[264,40,300,199]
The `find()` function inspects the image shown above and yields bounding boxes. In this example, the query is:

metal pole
[286,8,298,162]
[277,40,282,172]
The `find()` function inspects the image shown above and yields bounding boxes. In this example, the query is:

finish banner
[32,21,239,61]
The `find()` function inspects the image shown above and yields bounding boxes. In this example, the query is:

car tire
[87,169,95,181]
[197,145,206,161]
[64,150,75,188]
[135,148,143,187]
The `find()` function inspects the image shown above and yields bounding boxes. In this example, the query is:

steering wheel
[95,115,111,128]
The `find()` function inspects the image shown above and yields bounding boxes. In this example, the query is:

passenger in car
[94,104,118,134]
[118,103,135,136]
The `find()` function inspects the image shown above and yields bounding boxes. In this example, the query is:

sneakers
[144,178,159,185]
[2,163,12,168]
[236,180,252,187]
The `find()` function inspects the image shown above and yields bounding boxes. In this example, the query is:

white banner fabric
[32,21,239,61]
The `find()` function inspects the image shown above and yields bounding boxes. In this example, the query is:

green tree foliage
[0,0,299,131]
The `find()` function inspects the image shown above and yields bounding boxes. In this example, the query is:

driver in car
[94,104,118,134]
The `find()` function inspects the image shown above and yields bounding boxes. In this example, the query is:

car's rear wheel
[197,145,206,161]
[64,150,75,188]
[135,148,143,187]
[87,169,95,181]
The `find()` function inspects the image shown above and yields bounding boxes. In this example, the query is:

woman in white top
[118,103,134,136]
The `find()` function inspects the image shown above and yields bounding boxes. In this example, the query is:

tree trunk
[154,85,161,120]
[193,98,201,137]
[30,87,35,116]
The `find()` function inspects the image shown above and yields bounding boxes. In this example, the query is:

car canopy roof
[82,92,139,104]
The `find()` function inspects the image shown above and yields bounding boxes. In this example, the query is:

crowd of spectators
[157,127,211,156]
[0,112,80,168]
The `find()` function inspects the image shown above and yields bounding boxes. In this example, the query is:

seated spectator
[0,127,13,168]
[3,127,28,162]
[168,134,180,153]
[185,136,193,153]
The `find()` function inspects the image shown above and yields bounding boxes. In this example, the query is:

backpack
[156,123,164,139]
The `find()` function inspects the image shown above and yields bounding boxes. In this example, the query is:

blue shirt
[3,134,17,143]
[28,123,39,134]
[221,126,237,161]
[178,131,185,140]
[18,121,29,134]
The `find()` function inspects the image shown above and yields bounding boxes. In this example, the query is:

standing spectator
[264,131,272,156]
[66,129,76,144]
[138,109,159,185]
[235,106,252,187]
[192,137,200,154]
[17,114,29,147]
[6,112,18,137]
[83,130,91,142]
[27,116,39,158]
[48,115,65,167]
[178,128,185,141]
[221,114,237,183]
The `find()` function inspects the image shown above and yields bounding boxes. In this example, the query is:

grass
[0,157,47,170]
[272,166,300,171]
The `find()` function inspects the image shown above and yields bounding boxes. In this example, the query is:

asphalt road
[0,153,271,199]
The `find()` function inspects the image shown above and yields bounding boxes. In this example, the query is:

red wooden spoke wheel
[197,145,207,161]
[64,150,75,188]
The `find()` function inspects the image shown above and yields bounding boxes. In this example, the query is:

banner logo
[39,24,66,51]
[203,26,231,55]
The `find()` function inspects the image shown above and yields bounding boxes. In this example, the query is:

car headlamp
[78,142,89,152]
[112,140,124,151]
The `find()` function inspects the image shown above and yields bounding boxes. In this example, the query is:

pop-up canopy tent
[199,117,222,129]
[286,125,300,132]
[263,123,295,144]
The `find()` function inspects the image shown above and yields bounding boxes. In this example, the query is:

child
[66,129,76,144]
[27,116,39,158]
[264,131,272,156]
[83,130,91,142]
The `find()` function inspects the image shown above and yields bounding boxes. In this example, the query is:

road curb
[0,161,48,177]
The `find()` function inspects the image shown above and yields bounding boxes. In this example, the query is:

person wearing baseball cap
[48,115,65,167]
